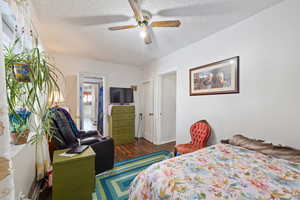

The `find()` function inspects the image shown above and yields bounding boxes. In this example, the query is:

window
[1,1,15,46]
[2,19,14,46]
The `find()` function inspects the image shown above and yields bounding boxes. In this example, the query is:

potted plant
[12,62,31,82]
[9,109,31,145]
[4,38,62,144]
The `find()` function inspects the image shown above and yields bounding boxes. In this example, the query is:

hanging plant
[12,62,31,82]
[4,38,63,144]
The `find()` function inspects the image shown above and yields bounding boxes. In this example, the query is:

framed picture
[190,56,239,96]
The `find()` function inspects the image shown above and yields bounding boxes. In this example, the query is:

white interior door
[143,81,154,143]
[160,72,177,144]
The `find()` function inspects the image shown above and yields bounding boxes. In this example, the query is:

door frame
[157,70,177,145]
[77,72,107,135]
[142,80,155,143]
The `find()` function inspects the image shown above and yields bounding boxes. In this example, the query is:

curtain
[6,0,36,49]
[5,0,52,182]
[32,96,52,181]
[0,10,15,199]
[98,87,104,132]
[36,136,52,181]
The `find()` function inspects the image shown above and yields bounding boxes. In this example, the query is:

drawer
[112,107,135,112]
[112,126,134,133]
[112,120,134,128]
[112,127,131,135]
[112,114,135,120]
[128,106,135,110]
[111,112,135,118]
[112,126,134,134]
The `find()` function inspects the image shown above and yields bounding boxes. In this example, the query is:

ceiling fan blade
[65,15,131,26]
[142,24,152,44]
[128,0,144,22]
[108,25,137,31]
[151,20,181,28]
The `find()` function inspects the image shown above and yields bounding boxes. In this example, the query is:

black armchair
[50,107,114,174]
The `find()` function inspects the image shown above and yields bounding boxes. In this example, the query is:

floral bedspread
[129,144,300,200]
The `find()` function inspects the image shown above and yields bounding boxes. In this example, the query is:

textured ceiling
[31,0,283,67]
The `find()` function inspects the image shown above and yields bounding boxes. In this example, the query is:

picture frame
[189,56,239,96]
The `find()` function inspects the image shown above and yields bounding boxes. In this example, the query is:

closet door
[143,81,154,143]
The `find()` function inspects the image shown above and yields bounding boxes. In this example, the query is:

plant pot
[12,62,31,82]
[10,129,30,145]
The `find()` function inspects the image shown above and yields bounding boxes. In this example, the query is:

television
[110,87,134,104]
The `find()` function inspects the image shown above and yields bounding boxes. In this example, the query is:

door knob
[149,113,154,116]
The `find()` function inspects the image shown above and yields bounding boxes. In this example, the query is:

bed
[129,144,300,200]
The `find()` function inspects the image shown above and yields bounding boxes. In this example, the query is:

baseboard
[157,138,176,145]
[138,137,175,145]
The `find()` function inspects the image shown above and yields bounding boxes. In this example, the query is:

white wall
[159,72,176,144]
[1,7,35,198]
[142,0,300,148]
[11,144,36,197]
[52,53,144,136]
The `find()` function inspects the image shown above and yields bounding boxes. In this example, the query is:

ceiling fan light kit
[140,27,147,39]
[108,0,182,45]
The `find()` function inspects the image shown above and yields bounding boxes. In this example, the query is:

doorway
[81,83,99,130]
[159,72,177,144]
[79,74,104,134]
[142,81,154,143]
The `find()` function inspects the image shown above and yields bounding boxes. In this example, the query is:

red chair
[174,120,211,155]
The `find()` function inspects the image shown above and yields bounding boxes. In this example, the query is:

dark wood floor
[115,138,175,162]
[38,138,175,200]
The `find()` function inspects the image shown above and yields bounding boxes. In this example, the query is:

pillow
[226,135,300,163]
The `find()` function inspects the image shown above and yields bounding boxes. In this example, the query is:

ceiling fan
[108,0,181,45]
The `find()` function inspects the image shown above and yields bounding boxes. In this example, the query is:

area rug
[95,151,172,200]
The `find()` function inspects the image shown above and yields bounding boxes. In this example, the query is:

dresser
[109,105,135,145]
[52,147,95,200]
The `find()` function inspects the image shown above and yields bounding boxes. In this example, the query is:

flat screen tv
[110,87,134,104]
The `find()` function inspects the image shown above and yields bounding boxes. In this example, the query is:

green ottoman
[53,147,95,200]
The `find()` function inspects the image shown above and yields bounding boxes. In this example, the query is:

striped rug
[95,151,172,200]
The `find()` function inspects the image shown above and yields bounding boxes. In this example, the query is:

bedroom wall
[51,53,143,136]
[142,0,300,148]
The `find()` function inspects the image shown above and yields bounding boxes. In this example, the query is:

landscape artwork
[190,57,239,95]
